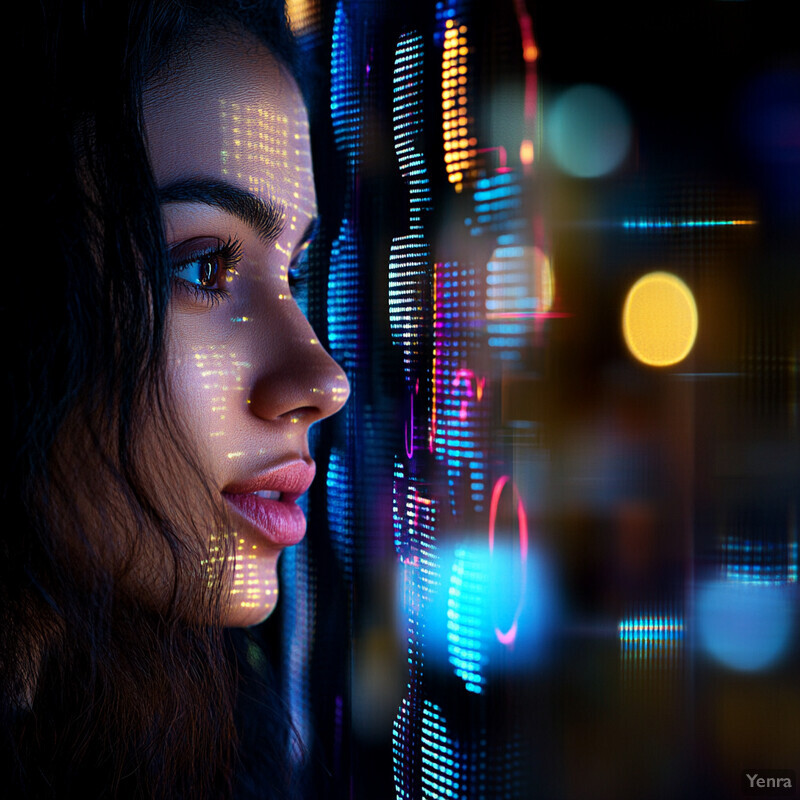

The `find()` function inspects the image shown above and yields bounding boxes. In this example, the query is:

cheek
[166,316,254,450]
[164,316,285,626]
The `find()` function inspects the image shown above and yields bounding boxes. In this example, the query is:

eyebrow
[158,178,286,244]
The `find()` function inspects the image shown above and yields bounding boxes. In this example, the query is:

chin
[222,556,281,627]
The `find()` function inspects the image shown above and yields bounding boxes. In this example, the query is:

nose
[247,312,350,426]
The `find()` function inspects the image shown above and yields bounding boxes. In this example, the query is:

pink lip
[222,461,315,547]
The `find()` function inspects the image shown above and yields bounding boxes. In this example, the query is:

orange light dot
[623,272,698,367]
[520,139,534,164]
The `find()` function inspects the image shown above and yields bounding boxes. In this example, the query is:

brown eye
[198,252,225,288]
[171,237,242,303]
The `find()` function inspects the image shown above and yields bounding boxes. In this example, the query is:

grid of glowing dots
[442,19,476,189]
[622,271,698,367]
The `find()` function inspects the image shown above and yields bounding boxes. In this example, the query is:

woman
[4,0,348,795]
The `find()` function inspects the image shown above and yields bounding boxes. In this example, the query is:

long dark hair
[4,1,302,796]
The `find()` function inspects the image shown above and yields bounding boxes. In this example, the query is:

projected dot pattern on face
[220,96,317,268]
[143,32,348,629]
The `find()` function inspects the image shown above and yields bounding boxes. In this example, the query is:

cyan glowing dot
[696,580,794,672]
[548,84,632,178]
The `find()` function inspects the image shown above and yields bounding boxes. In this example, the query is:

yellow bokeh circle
[622,271,698,367]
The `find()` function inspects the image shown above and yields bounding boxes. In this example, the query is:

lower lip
[222,493,307,547]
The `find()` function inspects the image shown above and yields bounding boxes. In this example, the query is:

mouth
[251,489,281,501]
[221,461,315,547]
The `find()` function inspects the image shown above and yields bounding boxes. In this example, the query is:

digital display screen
[277,2,800,797]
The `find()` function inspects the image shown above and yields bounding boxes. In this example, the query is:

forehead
[143,31,315,214]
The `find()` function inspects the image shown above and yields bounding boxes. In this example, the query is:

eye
[170,237,243,304]
[176,250,228,289]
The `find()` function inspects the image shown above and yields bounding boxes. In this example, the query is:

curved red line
[488,475,529,646]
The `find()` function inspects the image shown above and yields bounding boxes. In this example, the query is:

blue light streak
[621,218,756,229]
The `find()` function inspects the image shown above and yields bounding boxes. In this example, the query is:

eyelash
[171,236,243,307]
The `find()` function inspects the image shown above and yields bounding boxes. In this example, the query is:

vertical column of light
[387,29,446,800]
[388,31,432,382]
[326,0,364,575]
[432,261,487,516]
[281,0,365,773]
[328,0,364,374]
[441,18,478,193]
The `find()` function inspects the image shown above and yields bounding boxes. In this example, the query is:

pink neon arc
[488,475,529,646]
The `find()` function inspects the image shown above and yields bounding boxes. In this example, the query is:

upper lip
[222,460,316,501]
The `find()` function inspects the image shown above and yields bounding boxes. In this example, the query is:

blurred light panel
[548,84,632,178]
[447,545,489,693]
[486,244,553,324]
[696,580,795,672]
[622,271,698,367]
[425,540,557,683]
[723,536,797,585]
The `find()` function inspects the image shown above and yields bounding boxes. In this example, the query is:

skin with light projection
[144,32,349,625]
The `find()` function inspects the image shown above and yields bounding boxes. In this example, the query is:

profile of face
[142,30,349,626]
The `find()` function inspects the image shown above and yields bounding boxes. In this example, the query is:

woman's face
[142,31,349,626]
